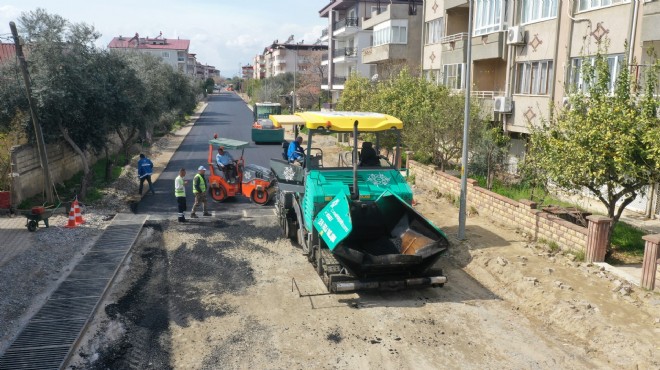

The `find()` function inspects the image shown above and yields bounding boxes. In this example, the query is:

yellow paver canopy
[269,111,403,132]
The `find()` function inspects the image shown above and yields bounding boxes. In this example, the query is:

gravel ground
[0,210,113,354]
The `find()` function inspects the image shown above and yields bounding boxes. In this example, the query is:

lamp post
[458,0,474,240]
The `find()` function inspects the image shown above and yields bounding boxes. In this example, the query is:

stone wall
[409,160,589,252]
[10,136,123,206]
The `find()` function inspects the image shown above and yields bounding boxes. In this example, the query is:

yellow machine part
[269,111,403,132]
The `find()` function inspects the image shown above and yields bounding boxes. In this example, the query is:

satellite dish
[371,74,379,82]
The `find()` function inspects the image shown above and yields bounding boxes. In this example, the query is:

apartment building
[242,64,254,79]
[422,0,659,171]
[108,33,192,75]
[319,0,376,102]
[253,54,266,79]
[261,41,328,78]
[361,1,424,79]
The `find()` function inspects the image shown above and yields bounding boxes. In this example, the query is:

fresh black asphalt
[139,92,282,214]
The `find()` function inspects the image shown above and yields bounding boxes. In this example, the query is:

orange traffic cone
[73,199,85,225]
[65,207,77,228]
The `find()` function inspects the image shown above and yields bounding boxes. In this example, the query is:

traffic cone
[73,199,85,225]
[65,207,77,228]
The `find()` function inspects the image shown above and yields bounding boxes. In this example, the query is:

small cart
[18,204,61,232]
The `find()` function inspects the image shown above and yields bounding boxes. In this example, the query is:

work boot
[178,217,187,223]
[203,212,212,216]
[190,213,199,218]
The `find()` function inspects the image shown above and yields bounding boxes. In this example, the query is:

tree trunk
[104,146,113,182]
[59,124,91,200]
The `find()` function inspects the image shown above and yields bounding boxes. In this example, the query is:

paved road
[140,92,282,215]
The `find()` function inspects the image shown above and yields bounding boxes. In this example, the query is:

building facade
[261,42,328,78]
[108,33,192,74]
[422,0,659,172]
[253,54,266,79]
[361,1,424,79]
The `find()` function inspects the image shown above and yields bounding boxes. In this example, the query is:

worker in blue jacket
[287,136,305,165]
[137,153,155,196]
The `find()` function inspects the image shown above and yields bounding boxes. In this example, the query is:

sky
[0,1,328,76]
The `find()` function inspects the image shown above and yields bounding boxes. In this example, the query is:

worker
[174,168,188,222]
[359,142,380,167]
[216,146,236,182]
[287,136,305,165]
[137,153,155,195]
[190,166,211,218]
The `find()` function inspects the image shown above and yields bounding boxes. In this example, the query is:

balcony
[333,17,359,37]
[362,4,410,30]
[321,76,348,90]
[362,44,408,64]
[439,33,469,64]
[471,31,505,61]
[332,48,357,63]
[445,0,468,10]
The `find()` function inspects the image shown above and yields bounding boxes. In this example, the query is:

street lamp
[458,1,474,240]
[292,40,303,114]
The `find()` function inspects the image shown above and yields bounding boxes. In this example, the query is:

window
[425,18,444,44]
[162,51,170,58]
[370,5,381,15]
[443,64,464,89]
[515,60,554,95]
[425,69,442,84]
[569,54,625,94]
[373,26,408,46]
[578,0,630,11]
[520,0,558,24]
[474,0,504,36]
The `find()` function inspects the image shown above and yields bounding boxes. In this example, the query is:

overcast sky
[0,1,328,76]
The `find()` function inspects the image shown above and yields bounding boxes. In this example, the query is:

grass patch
[472,175,579,209]
[608,222,646,264]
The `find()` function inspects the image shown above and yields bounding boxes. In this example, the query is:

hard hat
[198,166,206,171]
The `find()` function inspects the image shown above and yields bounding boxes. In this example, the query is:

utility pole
[457,1,474,240]
[10,21,54,203]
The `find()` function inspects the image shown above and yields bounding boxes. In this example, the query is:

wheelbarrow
[18,204,61,232]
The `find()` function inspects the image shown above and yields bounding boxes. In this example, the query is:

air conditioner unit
[506,26,525,45]
[494,96,512,113]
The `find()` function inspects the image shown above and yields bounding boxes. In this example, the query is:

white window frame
[161,51,170,58]
[442,64,465,90]
[520,0,558,25]
[425,18,444,44]
[515,60,554,95]
[569,54,625,94]
[474,0,505,36]
[578,0,630,12]
[373,25,408,46]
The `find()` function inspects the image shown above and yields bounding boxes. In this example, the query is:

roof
[0,43,16,62]
[208,138,249,150]
[108,37,190,51]
[270,111,403,132]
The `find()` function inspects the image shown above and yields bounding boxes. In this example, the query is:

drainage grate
[0,213,147,370]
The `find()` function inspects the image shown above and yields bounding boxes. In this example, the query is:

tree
[528,47,660,244]
[17,9,110,199]
[469,124,510,190]
[337,69,484,171]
